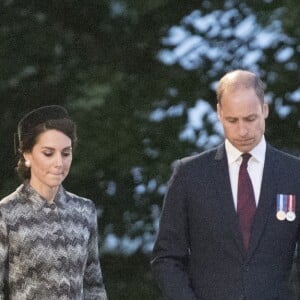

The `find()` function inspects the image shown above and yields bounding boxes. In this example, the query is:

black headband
[16,105,70,153]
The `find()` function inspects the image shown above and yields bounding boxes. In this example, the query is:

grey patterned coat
[0,183,107,300]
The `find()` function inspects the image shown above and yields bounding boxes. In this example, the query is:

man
[151,70,300,300]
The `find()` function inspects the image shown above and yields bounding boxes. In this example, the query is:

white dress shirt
[225,136,266,210]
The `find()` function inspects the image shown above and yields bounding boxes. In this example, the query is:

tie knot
[241,153,251,165]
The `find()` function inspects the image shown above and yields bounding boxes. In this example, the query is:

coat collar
[213,144,246,259]
[18,182,66,211]
[212,143,279,260]
[246,144,279,260]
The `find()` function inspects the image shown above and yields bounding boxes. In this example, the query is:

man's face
[217,87,269,153]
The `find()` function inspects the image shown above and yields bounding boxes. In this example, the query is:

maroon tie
[237,153,256,250]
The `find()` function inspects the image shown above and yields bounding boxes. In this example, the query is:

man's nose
[238,123,248,136]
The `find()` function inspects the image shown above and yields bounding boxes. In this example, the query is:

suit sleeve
[0,210,8,300]
[294,160,300,295]
[151,160,198,300]
[296,192,300,293]
[83,204,108,300]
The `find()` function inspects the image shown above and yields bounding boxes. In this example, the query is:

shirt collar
[18,181,66,209]
[225,136,266,164]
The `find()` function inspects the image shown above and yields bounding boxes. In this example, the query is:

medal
[286,211,296,222]
[276,194,287,221]
[286,194,296,222]
[276,210,286,221]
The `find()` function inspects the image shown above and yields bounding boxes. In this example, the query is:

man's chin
[234,141,256,152]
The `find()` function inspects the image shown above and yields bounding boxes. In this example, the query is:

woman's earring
[25,160,31,168]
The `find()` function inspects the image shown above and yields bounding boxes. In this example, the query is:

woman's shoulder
[64,190,96,210]
[0,187,25,223]
[0,186,23,209]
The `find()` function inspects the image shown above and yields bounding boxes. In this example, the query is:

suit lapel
[246,145,278,260]
[212,145,245,259]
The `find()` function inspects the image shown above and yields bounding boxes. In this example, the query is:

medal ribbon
[287,194,296,212]
[277,194,287,213]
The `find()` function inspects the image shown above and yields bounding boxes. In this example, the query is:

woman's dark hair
[17,118,77,181]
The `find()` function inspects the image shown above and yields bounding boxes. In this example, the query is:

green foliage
[102,253,162,300]
[0,0,299,297]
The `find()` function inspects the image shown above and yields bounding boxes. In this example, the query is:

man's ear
[263,103,269,119]
[217,103,222,120]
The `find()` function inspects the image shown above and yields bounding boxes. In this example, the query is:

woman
[0,105,108,300]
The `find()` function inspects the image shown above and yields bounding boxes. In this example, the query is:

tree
[0,1,299,299]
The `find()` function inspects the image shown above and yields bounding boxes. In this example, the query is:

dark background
[1,1,299,299]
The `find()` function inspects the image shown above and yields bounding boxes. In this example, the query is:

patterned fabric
[0,183,107,300]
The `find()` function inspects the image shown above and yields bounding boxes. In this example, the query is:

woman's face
[24,129,72,192]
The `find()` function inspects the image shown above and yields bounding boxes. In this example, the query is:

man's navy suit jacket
[151,143,300,300]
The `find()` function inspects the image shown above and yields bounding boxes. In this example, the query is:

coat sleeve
[83,204,108,300]
[0,210,8,300]
[293,159,300,297]
[151,160,199,300]
[296,192,300,295]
